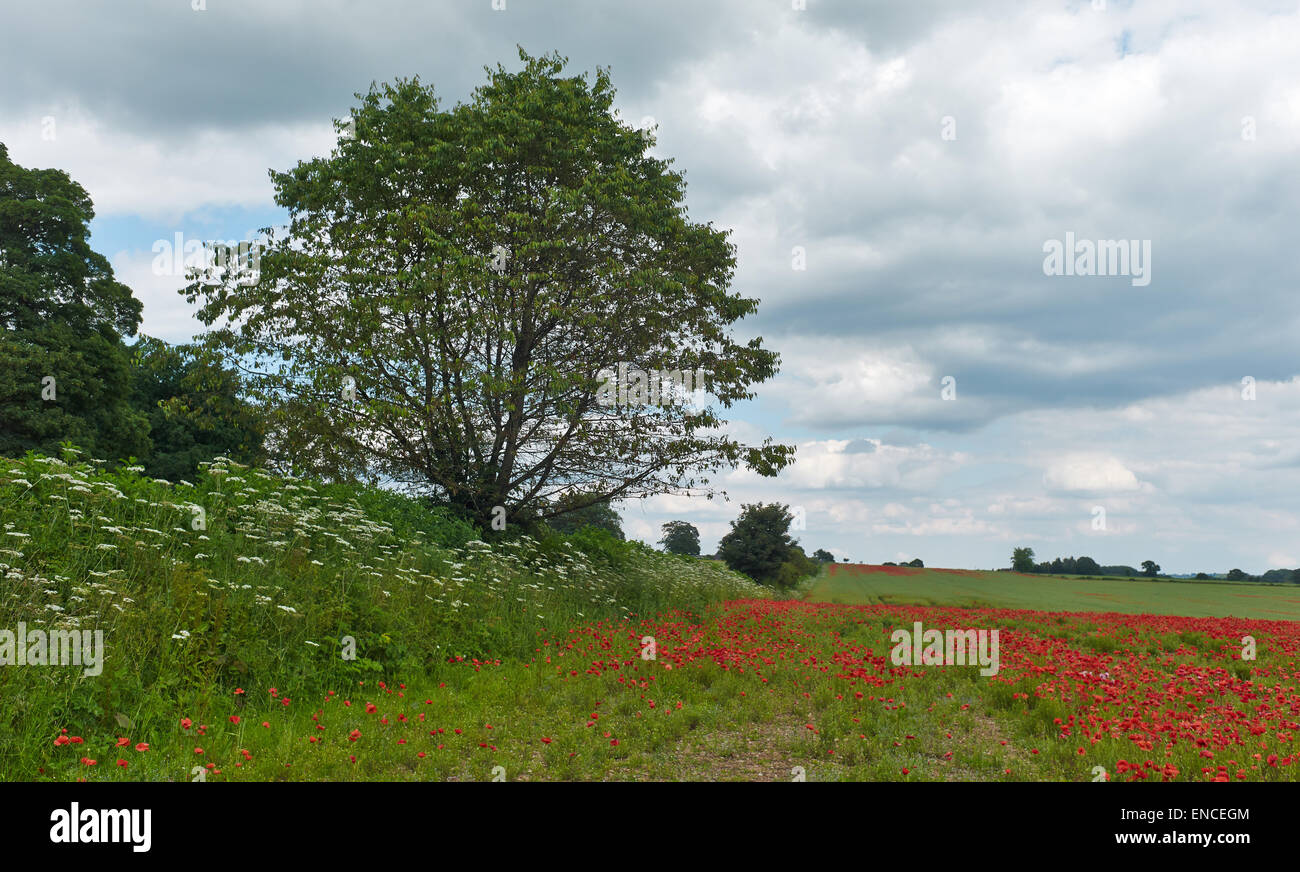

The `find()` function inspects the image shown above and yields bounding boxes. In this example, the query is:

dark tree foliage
[718,503,818,587]
[544,491,624,539]
[128,336,266,481]
[0,142,148,462]
[658,520,700,556]
[1027,555,1104,576]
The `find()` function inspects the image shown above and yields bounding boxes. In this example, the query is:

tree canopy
[186,49,793,530]
[127,336,266,481]
[543,491,623,539]
[0,141,149,462]
[658,520,700,556]
[717,502,814,587]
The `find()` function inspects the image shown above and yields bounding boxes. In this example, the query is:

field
[3,456,1298,782]
[807,564,1300,621]
[25,598,1300,783]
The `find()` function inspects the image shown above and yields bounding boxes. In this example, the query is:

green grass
[0,449,773,779]
[804,564,1300,620]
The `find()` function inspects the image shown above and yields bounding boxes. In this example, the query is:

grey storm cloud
[0,0,754,134]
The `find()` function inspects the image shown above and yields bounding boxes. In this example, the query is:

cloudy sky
[3,0,1298,573]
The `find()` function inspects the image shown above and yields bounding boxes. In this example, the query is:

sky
[2,0,1298,573]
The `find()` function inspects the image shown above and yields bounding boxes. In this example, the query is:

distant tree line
[1010,548,1144,576]
[1207,568,1300,583]
[1011,547,1300,583]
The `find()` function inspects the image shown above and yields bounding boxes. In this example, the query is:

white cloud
[1043,454,1143,494]
[0,106,334,221]
[1267,551,1297,569]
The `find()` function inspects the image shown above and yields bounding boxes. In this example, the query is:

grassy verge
[0,450,771,779]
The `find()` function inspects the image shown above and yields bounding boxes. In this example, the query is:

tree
[1226,568,1249,581]
[545,492,623,539]
[906,558,924,568]
[658,520,700,556]
[1011,547,1035,573]
[1194,572,1210,580]
[1291,568,1300,584]
[128,336,265,481]
[812,548,834,563]
[1141,560,1160,577]
[717,503,800,586]
[0,142,149,462]
[185,50,794,530]
[773,545,818,588]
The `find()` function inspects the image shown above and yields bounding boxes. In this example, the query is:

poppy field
[4,453,1298,782]
[30,599,1300,782]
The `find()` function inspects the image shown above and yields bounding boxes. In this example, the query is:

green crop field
[805,564,1300,621]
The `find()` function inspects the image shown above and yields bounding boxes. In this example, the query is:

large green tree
[186,49,793,529]
[718,502,802,586]
[658,520,700,556]
[0,142,148,461]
